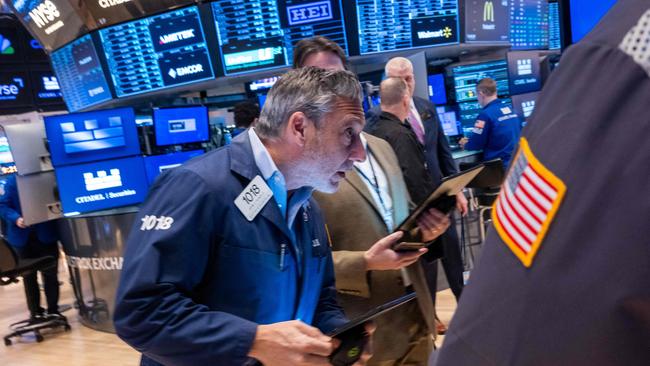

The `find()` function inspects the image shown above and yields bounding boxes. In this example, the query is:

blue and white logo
[287,1,333,26]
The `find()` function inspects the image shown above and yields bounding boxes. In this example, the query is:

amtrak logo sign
[287,0,333,26]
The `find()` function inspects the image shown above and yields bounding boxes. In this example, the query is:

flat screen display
[511,91,539,121]
[354,0,459,55]
[548,1,561,50]
[569,0,616,44]
[510,0,548,50]
[436,106,461,137]
[154,106,209,146]
[211,0,348,75]
[452,60,509,103]
[55,155,149,216]
[50,34,113,112]
[44,107,140,167]
[8,0,89,52]
[464,0,509,43]
[458,98,512,135]
[85,0,195,28]
[0,16,25,63]
[0,136,15,165]
[30,69,64,105]
[143,149,204,184]
[427,73,447,106]
[99,6,215,97]
[0,70,33,108]
[507,51,541,95]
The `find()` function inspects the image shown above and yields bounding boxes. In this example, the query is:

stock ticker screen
[548,1,561,50]
[452,60,509,103]
[99,6,215,98]
[510,0,548,50]
[50,34,113,112]
[354,0,459,55]
[465,0,510,43]
[211,0,348,75]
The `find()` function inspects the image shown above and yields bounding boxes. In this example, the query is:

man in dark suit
[382,57,468,303]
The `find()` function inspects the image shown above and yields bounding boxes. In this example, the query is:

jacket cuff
[331,251,371,298]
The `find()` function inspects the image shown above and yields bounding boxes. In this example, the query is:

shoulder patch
[475,120,486,129]
[491,137,566,267]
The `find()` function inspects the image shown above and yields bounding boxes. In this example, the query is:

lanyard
[354,147,391,226]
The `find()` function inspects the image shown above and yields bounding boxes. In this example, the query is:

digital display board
[8,0,89,52]
[458,98,512,134]
[354,0,459,55]
[436,106,461,137]
[50,34,113,112]
[427,73,447,106]
[507,51,541,95]
[452,60,509,103]
[465,0,509,43]
[153,106,209,146]
[85,0,195,28]
[569,0,616,44]
[511,91,539,121]
[548,1,561,50]
[44,107,140,167]
[100,6,215,97]
[0,70,33,108]
[55,155,149,216]
[0,17,25,63]
[211,0,348,75]
[143,149,203,184]
[30,69,64,105]
[510,0,548,50]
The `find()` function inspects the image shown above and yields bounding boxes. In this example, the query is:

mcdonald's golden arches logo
[484,1,495,22]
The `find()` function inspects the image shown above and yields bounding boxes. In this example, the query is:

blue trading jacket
[465,99,522,167]
[0,174,58,247]
[114,133,346,366]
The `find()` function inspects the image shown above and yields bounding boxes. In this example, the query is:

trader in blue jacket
[460,78,522,167]
[0,173,60,320]
[114,67,378,365]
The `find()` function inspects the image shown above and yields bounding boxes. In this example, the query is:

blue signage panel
[143,150,204,185]
[0,70,33,108]
[50,34,113,112]
[56,156,149,216]
[507,51,541,95]
[569,0,616,44]
[427,73,447,106]
[153,106,209,146]
[30,69,64,105]
[99,6,215,97]
[44,107,140,167]
[511,91,540,122]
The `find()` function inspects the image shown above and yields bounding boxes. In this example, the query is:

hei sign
[287,1,333,26]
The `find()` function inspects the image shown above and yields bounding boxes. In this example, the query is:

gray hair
[255,67,362,139]
[385,57,413,76]
[380,77,409,106]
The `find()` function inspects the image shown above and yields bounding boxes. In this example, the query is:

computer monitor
[452,60,509,103]
[0,69,33,109]
[352,0,459,55]
[464,0,509,43]
[50,34,113,112]
[507,51,541,95]
[44,107,140,167]
[55,155,149,216]
[510,0,549,50]
[84,0,195,29]
[143,150,204,185]
[511,91,540,122]
[211,0,348,75]
[436,106,461,137]
[153,106,209,146]
[458,98,512,135]
[548,1,561,50]
[99,6,215,97]
[568,0,616,44]
[427,74,447,106]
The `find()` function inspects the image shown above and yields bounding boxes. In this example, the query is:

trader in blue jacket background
[114,67,379,365]
[0,173,61,320]
[460,77,522,167]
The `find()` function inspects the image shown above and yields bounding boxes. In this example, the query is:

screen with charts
[436,106,461,137]
[548,1,561,50]
[44,107,140,167]
[465,0,510,43]
[427,74,447,106]
[85,0,195,28]
[154,106,209,146]
[0,70,33,109]
[100,6,215,98]
[452,60,509,103]
[55,155,149,216]
[511,91,539,122]
[507,51,541,95]
[143,150,204,184]
[30,69,64,105]
[211,0,348,75]
[569,0,616,44]
[7,0,89,52]
[353,0,459,55]
[510,0,548,50]
[50,34,113,112]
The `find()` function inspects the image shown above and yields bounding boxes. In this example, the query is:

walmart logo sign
[0,34,15,55]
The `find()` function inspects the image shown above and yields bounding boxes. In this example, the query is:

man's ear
[285,111,308,147]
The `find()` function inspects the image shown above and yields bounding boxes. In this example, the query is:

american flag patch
[492,138,566,267]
